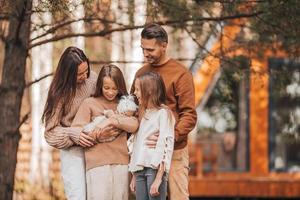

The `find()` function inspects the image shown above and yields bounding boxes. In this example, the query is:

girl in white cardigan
[129,72,175,200]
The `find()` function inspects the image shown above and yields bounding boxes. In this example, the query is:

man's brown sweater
[132,59,197,150]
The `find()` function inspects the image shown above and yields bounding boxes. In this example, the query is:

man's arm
[174,71,197,142]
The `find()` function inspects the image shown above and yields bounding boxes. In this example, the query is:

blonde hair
[135,72,171,121]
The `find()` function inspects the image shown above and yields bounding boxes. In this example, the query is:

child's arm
[150,109,175,172]
[150,108,173,196]
[90,112,139,142]
[130,173,136,193]
[150,163,165,197]
[82,116,105,133]
[108,113,139,133]
[71,100,96,147]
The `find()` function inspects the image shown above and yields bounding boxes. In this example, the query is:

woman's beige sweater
[44,72,97,149]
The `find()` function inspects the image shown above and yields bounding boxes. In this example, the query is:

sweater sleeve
[110,114,139,133]
[174,71,197,142]
[71,99,93,129]
[44,101,84,149]
[150,109,175,172]
[44,126,82,149]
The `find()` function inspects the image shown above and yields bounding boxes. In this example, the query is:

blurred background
[0,0,299,199]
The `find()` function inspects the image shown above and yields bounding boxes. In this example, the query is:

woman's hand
[78,132,95,147]
[150,178,161,197]
[130,174,136,193]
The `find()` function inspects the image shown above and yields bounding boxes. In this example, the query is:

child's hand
[78,132,95,147]
[94,126,121,141]
[130,175,136,193]
[88,131,97,141]
[149,178,161,197]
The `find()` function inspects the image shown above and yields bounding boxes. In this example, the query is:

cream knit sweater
[44,72,97,149]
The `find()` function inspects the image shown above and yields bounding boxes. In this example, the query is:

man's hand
[78,132,95,147]
[145,132,159,148]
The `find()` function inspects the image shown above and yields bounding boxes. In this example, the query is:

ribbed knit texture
[44,71,97,149]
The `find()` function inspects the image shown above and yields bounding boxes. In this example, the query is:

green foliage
[35,0,93,17]
[155,0,190,21]
[146,0,300,57]
[38,0,70,13]
[250,0,300,56]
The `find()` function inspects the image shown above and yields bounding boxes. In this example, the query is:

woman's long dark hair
[93,64,128,99]
[42,46,90,124]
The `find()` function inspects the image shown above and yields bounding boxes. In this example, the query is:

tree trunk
[0,0,32,199]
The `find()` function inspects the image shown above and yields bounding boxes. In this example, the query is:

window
[269,58,300,172]
[196,57,249,172]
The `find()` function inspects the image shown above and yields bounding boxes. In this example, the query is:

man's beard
[146,56,159,65]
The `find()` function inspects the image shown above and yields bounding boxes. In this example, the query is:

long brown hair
[42,46,90,123]
[93,64,128,99]
[135,72,168,119]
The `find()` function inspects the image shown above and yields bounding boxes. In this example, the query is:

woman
[43,46,97,200]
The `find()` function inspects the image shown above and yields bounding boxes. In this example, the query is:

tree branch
[30,17,126,42]
[184,27,217,58]
[17,112,30,131]
[26,73,53,88]
[29,11,263,49]
[90,58,195,65]
[29,25,144,49]
[184,26,247,71]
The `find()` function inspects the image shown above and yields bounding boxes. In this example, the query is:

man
[131,23,197,200]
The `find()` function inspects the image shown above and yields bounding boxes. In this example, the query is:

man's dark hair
[141,23,168,43]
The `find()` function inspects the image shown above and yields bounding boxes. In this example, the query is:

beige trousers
[86,164,129,200]
[168,146,190,200]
